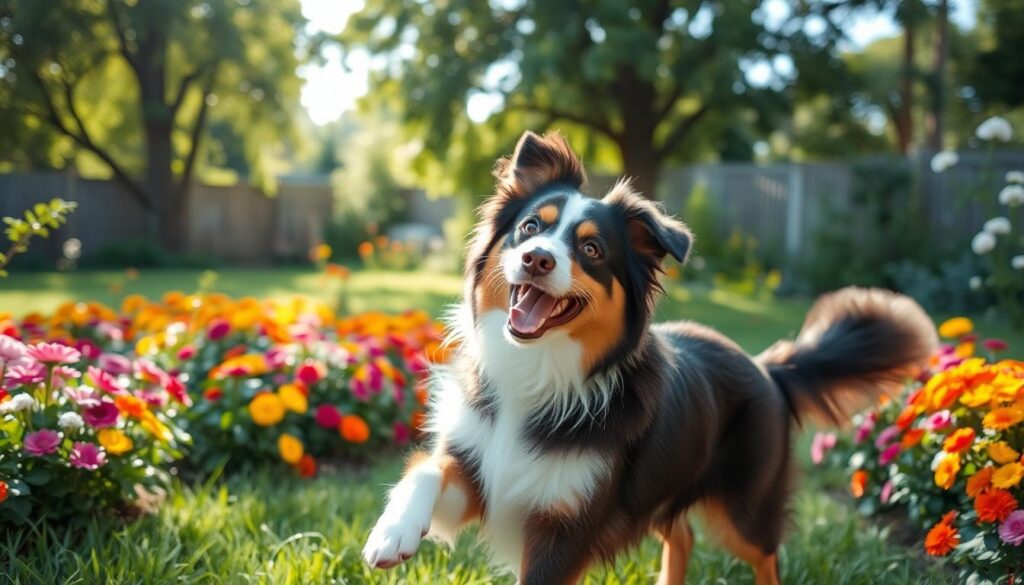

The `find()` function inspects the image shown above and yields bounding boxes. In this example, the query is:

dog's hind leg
[655,516,694,585]
[697,499,782,585]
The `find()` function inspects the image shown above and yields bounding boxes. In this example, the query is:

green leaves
[0,198,76,277]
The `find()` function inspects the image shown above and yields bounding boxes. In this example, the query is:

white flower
[984,217,1012,235]
[1013,255,1024,270]
[0,393,38,414]
[969,276,983,290]
[930,150,959,173]
[1000,184,1024,207]
[972,231,997,255]
[58,411,84,431]
[1007,171,1024,185]
[976,116,1014,142]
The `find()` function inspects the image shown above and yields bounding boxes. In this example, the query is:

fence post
[785,164,804,266]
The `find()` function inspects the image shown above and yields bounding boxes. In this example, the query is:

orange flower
[983,407,1024,431]
[975,488,1018,523]
[992,462,1024,489]
[296,454,317,478]
[115,394,148,418]
[924,518,959,556]
[900,428,925,449]
[938,317,973,339]
[989,441,1020,464]
[339,414,371,443]
[943,428,976,454]
[934,453,961,490]
[357,241,374,258]
[894,405,920,430]
[850,470,868,498]
[966,467,995,498]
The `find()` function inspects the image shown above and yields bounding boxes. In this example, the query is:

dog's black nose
[522,248,555,276]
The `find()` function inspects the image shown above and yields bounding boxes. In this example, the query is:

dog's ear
[493,131,586,201]
[604,180,692,264]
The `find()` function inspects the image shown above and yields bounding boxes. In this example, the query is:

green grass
[1,268,1009,583]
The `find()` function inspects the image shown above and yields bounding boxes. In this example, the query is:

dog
[362,130,937,584]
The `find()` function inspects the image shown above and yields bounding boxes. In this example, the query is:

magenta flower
[69,442,106,470]
[265,346,290,370]
[879,443,901,465]
[87,366,127,395]
[83,399,119,428]
[926,410,952,431]
[296,361,326,385]
[854,415,876,445]
[315,404,342,429]
[999,511,1024,546]
[5,362,47,386]
[24,429,62,456]
[984,338,1009,353]
[874,425,902,450]
[207,318,231,341]
[74,339,102,360]
[367,363,383,393]
[26,342,80,365]
[164,375,191,406]
[810,432,837,465]
[97,353,132,375]
[177,345,197,361]
[393,421,411,445]
[350,377,369,401]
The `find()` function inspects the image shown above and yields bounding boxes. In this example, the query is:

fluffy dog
[362,131,937,584]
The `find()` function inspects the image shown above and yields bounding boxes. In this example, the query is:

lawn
[1,268,1002,583]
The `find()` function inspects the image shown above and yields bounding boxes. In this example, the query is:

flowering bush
[1,293,446,485]
[818,317,1024,581]
[0,336,187,524]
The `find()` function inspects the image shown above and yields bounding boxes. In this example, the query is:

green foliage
[0,198,76,277]
[682,182,721,260]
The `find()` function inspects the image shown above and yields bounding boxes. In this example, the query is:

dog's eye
[581,241,602,259]
[521,218,540,235]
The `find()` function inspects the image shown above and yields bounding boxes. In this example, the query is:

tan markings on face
[575,220,599,241]
[566,264,625,375]
[537,204,559,224]
[474,240,510,314]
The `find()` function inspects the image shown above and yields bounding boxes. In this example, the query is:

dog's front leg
[363,452,442,569]
[518,513,594,585]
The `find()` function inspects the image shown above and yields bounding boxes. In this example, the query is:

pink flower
[68,442,106,470]
[164,375,191,406]
[51,366,81,388]
[135,359,168,384]
[265,346,290,370]
[984,339,1009,353]
[74,339,102,361]
[879,443,901,465]
[350,377,369,401]
[64,385,102,408]
[177,345,197,361]
[999,510,1024,546]
[83,399,119,428]
[880,480,894,504]
[207,318,231,341]
[296,360,326,385]
[926,410,952,431]
[26,342,80,365]
[5,362,47,386]
[0,334,28,370]
[87,366,127,395]
[24,429,61,456]
[874,425,902,450]
[854,415,876,445]
[367,363,383,393]
[392,421,411,444]
[315,404,342,429]
[810,432,837,465]
[97,353,133,375]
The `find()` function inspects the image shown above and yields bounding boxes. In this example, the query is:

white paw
[362,516,429,569]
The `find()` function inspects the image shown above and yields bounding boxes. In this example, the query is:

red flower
[296,360,326,385]
[296,454,317,478]
[314,404,341,429]
[975,489,1018,523]
[203,387,223,401]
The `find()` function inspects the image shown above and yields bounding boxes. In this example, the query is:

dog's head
[467,131,692,375]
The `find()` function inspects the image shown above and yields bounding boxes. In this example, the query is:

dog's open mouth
[507,283,585,340]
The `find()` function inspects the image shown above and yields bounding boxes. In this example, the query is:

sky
[298,0,978,127]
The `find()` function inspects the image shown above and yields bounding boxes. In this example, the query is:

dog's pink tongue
[509,287,556,334]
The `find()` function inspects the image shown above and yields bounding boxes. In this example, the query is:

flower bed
[818,318,1023,581]
[0,293,447,521]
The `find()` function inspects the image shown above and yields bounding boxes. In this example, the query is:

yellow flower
[139,411,172,441]
[989,441,1020,464]
[956,342,975,358]
[278,383,308,414]
[960,383,994,408]
[277,433,304,464]
[248,393,285,426]
[311,243,332,261]
[993,462,1024,489]
[934,453,961,490]
[984,407,1024,431]
[938,317,973,339]
[97,429,134,455]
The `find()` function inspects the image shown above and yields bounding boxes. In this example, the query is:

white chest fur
[428,308,611,571]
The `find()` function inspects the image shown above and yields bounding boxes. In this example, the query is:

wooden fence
[0,173,333,264]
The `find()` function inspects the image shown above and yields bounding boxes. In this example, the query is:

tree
[341,0,790,199]
[0,0,304,250]
[970,0,1024,109]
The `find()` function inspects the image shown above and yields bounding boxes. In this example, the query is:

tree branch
[170,61,215,116]
[505,102,620,142]
[656,103,709,157]
[105,0,138,73]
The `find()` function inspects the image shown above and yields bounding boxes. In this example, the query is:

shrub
[819,318,1024,581]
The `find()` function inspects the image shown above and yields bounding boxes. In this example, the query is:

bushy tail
[757,287,938,425]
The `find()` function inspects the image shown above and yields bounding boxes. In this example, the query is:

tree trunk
[613,69,663,199]
[896,26,916,154]
[926,0,948,150]
[619,139,662,201]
